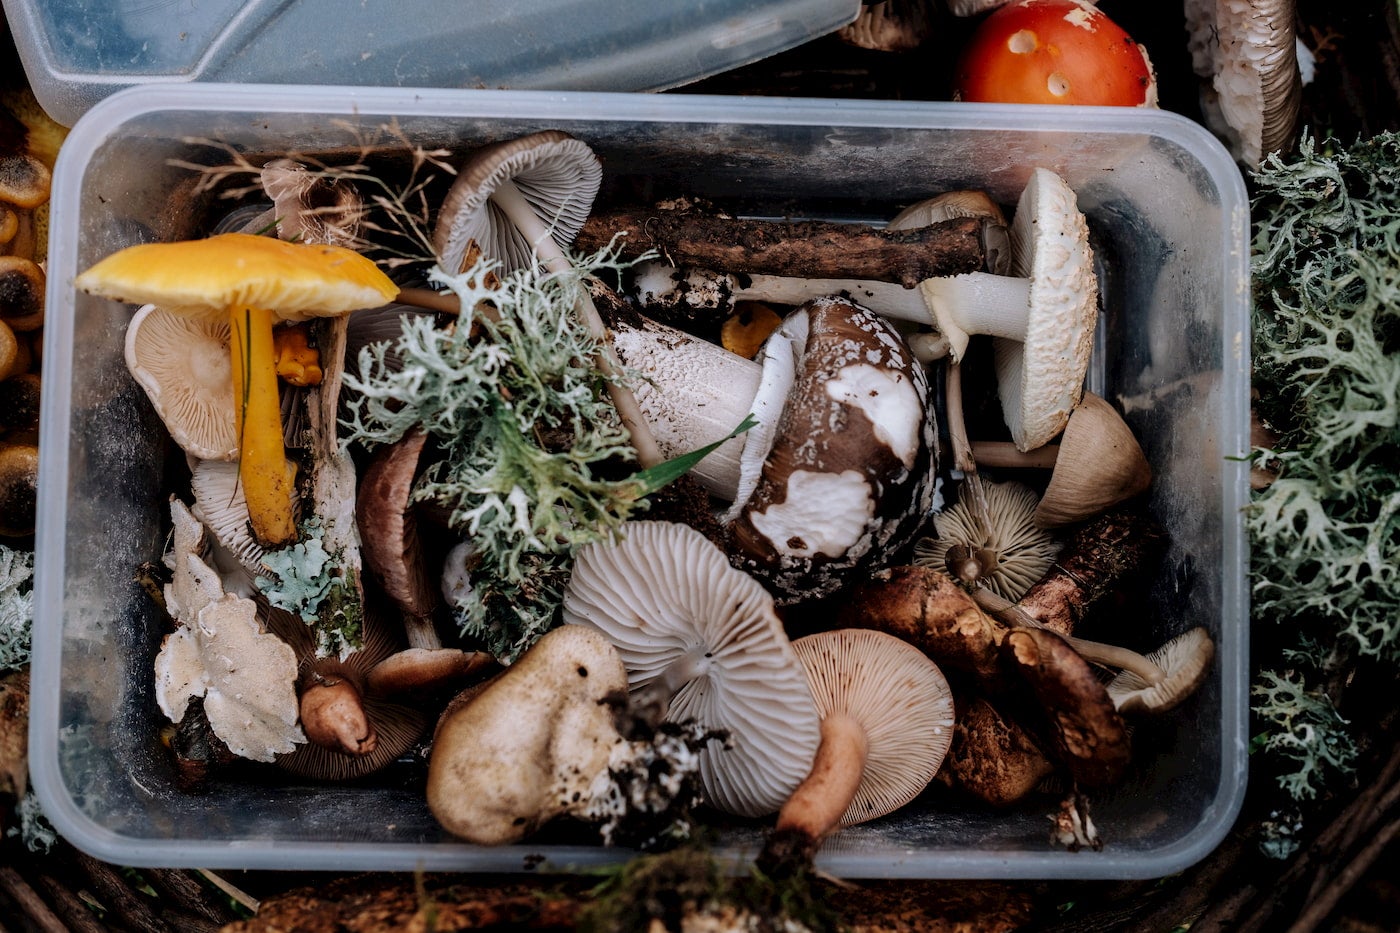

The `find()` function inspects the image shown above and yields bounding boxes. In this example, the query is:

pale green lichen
[6,792,57,853]
[341,253,648,662]
[256,519,363,659]
[0,545,34,673]
[1248,132,1400,828]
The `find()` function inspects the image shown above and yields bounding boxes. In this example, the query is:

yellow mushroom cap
[75,232,399,323]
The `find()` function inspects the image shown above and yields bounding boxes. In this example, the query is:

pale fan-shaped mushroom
[562,520,822,818]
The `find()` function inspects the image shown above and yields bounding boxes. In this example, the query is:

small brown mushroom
[1000,627,1131,790]
[0,372,40,436]
[0,436,38,538]
[0,256,44,333]
[939,693,1056,808]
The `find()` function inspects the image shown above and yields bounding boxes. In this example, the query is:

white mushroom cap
[562,520,822,818]
[1185,0,1301,166]
[162,497,224,624]
[432,130,603,276]
[154,592,304,762]
[125,304,237,461]
[913,479,1061,601]
[727,297,938,603]
[992,168,1098,451]
[188,458,276,579]
[1106,627,1216,714]
[790,629,955,827]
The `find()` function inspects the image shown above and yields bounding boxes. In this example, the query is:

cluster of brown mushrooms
[76,127,1214,860]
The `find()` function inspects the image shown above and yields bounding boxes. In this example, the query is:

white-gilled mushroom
[912,478,1060,600]
[426,624,629,844]
[188,458,275,580]
[969,391,1153,528]
[562,520,822,818]
[124,305,238,461]
[433,130,664,468]
[261,158,363,248]
[76,233,400,547]
[918,168,1098,451]
[1104,627,1217,715]
[1185,0,1302,166]
[759,629,954,870]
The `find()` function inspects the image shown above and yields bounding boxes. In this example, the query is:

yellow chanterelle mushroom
[76,232,398,546]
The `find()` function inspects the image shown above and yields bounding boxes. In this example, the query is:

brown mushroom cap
[726,296,938,603]
[1000,627,1131,789]
[0,152,51,210]
[0,439,38,538]
[432,130,602,276]
[0,256,45,332]
[1033,392,1152,528]
[941,694,1056,808]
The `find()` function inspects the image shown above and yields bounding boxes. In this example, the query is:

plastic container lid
[0,0,861,126]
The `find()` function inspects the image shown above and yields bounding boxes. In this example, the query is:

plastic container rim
[34,83,1251,877]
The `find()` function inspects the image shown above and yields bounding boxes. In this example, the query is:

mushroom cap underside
[995,167,1098,452]
[562,520,822,818]
[727,297,938,603]
[432,129,602,276]
[125,304,239,461]
[75,232,399,323]
[792,628,955,827]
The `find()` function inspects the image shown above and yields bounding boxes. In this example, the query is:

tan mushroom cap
[0,439,38,538]
[74,232,399,324]
[125,305,238,461]
[261,158,363,248]
[0,256,45,332]
[1106,626,1216,714]
[432,130,602,276]
[790,629,955,827]
[1034,392,1152,527]
[562,520,822,818]
[992,168,1098,451]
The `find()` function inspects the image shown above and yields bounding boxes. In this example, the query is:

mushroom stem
[920,271,1032,347]
[229,305,297,547]
[773,712,869,844]
[945,359,992,531]
[970,440,1061,470]
[973,588,1165,685]
[489,178,666,469]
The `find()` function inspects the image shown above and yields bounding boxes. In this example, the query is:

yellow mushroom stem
[773,712,869,842]
[230,305,298,547]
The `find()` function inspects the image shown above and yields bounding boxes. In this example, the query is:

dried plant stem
[0,866,66,933]
[944,359,991,532]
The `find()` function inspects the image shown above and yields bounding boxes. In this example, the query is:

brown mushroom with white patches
[758,628,955,872]
[433,130,664,468]
[728,297,937,602]
[426,625,630,844]
[912,478,1061,600]
[125,304,239,461]
[562,520,822,818]
[970,392,1153,528]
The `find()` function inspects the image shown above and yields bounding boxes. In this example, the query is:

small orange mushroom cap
[954,0,1157,108]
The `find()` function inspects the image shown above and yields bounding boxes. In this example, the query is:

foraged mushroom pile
[77,129,1214,858]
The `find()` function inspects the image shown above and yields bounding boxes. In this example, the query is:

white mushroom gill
[747,469,876,560]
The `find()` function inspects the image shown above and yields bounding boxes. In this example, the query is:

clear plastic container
[0,0,861,127]
[33,84,1250,877]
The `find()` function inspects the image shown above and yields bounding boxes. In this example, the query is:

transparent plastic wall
[34,86,1250,877]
